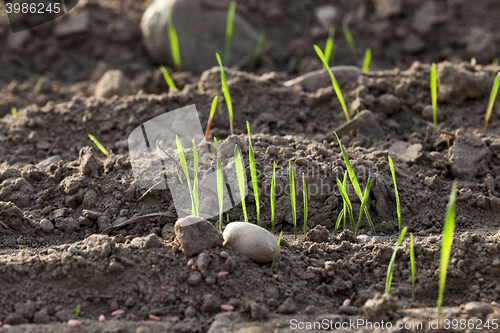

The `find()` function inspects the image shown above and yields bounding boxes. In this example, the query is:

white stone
[223,222,278,263]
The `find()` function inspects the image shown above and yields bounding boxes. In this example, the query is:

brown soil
[1,0,500,332]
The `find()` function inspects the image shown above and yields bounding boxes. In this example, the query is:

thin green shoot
[224,1,236,67]
[205,96,219,142]
[159,65,177,90]
[216,53,234,135]
[214,138,224,231]
[303,173,308,237]
[289,160,297,240]
[336,177,354,233]
[247,122,260,225]
[251,33,265,71]
[356,178,371,233]
[176,136,195,216]
[431,63,437,128]
[410,233,416,299]
[234,145,248,222]
[314,45,350,122]
[385,226,408,294]
[484,72,500,132]
[271,161,276,234]
[323,26,335,68]
[335,132,376,235]
[11,107,17,116]
[192,140,199,217]
[88,134,109,157]
[437,179,458,313]
[342,170,347,230]
[167,8,181,72]
[342,23,357,61]
[388,156,401,234]
[363,48,371,72]
[334,171,348,235]
[75,304,81,319]
[270,230,283,269]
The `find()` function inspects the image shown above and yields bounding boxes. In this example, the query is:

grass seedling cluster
[167,8,181,72]
[216,53,234,135]
[484,71,500,132]
[176,136,198,216]
[431,63,437,128]
[224,1,236,67]
[88,134,109,157]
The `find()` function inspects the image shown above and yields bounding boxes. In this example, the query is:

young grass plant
[234,145,248,222]
[484,72,500,132]
[247,122,260,225]
[270,230,283,269]
[205,96,219,142]
[176,136,197,216]
[388,156,401,234]
[431,63,437,128]
[334,170,348,235]
[303,173,308,237]
[88,134,109,157]
[214,138,224,231]
[270,161,276,234]
[251,33,266,71]
[159,65,177,90]
[385,226,408,294]
[342,23,357,61]
[323,27,335,68]
[75,304,81,319]
[216,53,234,135]
[167,8,181,72]
[336,177,354,233]
[192,140,199,216]
[224,1,236,67]
[410,233,416,299]
[314,45,350,123]
[437,179,458,313]
[11,107,17,116]
[356,178,371,232]
[363,48,371,72]
[289,160,297,240]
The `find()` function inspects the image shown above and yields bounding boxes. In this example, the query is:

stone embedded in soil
[174,216,224,257]
[357,234,372,243]
[388,141,423,163]
[39,219,54,233]
[424,175,442,190]
[378,94,401,115]
[449,134,490,180]
[306,225,329,243]
[465,301,494,317]
[186,271,203,286]
[277,297,297,314]
[79,147,104,176]
[284,66,361,92]
[95,69,134,98]
[334,110,384,140]
[201,294,221,313]
[338,230,356,243]
[196,252,212,271]
[222,222,278,263]
[144,234,163,248]
[141,0,259,75]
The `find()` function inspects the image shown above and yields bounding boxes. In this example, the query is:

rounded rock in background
[222,222,278,263]
[39,219,54,233]
[140,0,259,75]
[378,94,400,115]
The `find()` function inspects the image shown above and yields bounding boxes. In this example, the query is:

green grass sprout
[303,173,308,237]
[437,179,458,313]
[356,178,371,233]
[431,63,437,128]
[251,33,266,71]
[388,156,401,234]
[410,233,416,299]
[234,144,248,222]
[386,226,408,294]
[224,1,236,67]
[342,23,357,61]
[314,45,350,123]
[270,230,283,269]
[192,140,199,216]
[271,161,276,234]
[11,107,17,116]
[159,65,177,90]
[289,160,297,240]
[342,170,347,230]
[334,170,349,235]
[167,8,181,72]
[336,177,354,233]
[247,122,260,225]
[494,59,499,66]
[75,304,81,319]
[363,48,371,72]
[334,209,344,236]
[335,133,376,235]
[216,53,234,135]
[205,96,219,142]
[176,136,196,216]
[214,138,224,231]
[484,72,500,132]
[88,134,109,157]
[324,27,335,68]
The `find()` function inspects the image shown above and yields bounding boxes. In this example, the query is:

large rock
[174,216,223,256]
[284,66,361,92]
[141,0,259,75]
[223,222,278,263]
[95,70,134,98]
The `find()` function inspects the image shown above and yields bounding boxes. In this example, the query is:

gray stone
[389,141,423,163]
[39,219,54,233]
[175,216,224,257]
[186,271,203,286]
[378,94,400,115]
[55,11,89,37]
[306,225,330,243]
[201,294,220,313]
[82,209,102,220]
[95,70,134,98]
[334,110,384,140]
[357,234,372,243]
[465,27,497,64]
[196,252,212,271]
[36,155,62,171]
[284,66,361,92]
[141,0,259,75]
[465,301,494,317]
[145,234,163,248]
[412,1,437,36]
[223,222,278,263]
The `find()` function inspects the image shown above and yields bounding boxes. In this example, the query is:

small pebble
[218,271,229,276]
[68,319,82,327]
[126,235,134,240]
[187,258,195,267]
[272,274,278,279]
[343,299,351,307]
[98,314,106,322]
[492,301,498,307]
[191,265,197,270]
[220,251,229,259]
[68,246,78,254]
[197,252,212,271]
[111,309,126,317]
[148,314,160,321]
[48,249,57,254]
[220,304,234,311]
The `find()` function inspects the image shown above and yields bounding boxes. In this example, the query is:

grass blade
[247,122,260,225]
[314,45,350,122]
[251,33,265,71]
[159,65,177,90]
[385,226,408,294]
[192,140,199,217]
[334,208,344,236]
[214,138,224,231]
[363,48,371,72]
[336,178,354,232]
[205,96,219,142]
[388,156,401,234]
[167,8,181,72]
[271,161,276,234]
[176,136,195,215]
[289,160,297,240]
[342,23,357,61]
[88,134,109,157]
[410,233,416,299]
[234,144,248,222]
[224,1,236,67]
[342,170,347,230]
[484,72,500,132]
[270,230,283,269]
[431,63,437,128]
[75,304,81,319]
[437,179,458,313]
[216,53,234,135]
[356,178,371,234]
[11,107,17,116]
[324,27,335,68]
[303,173,308,237]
